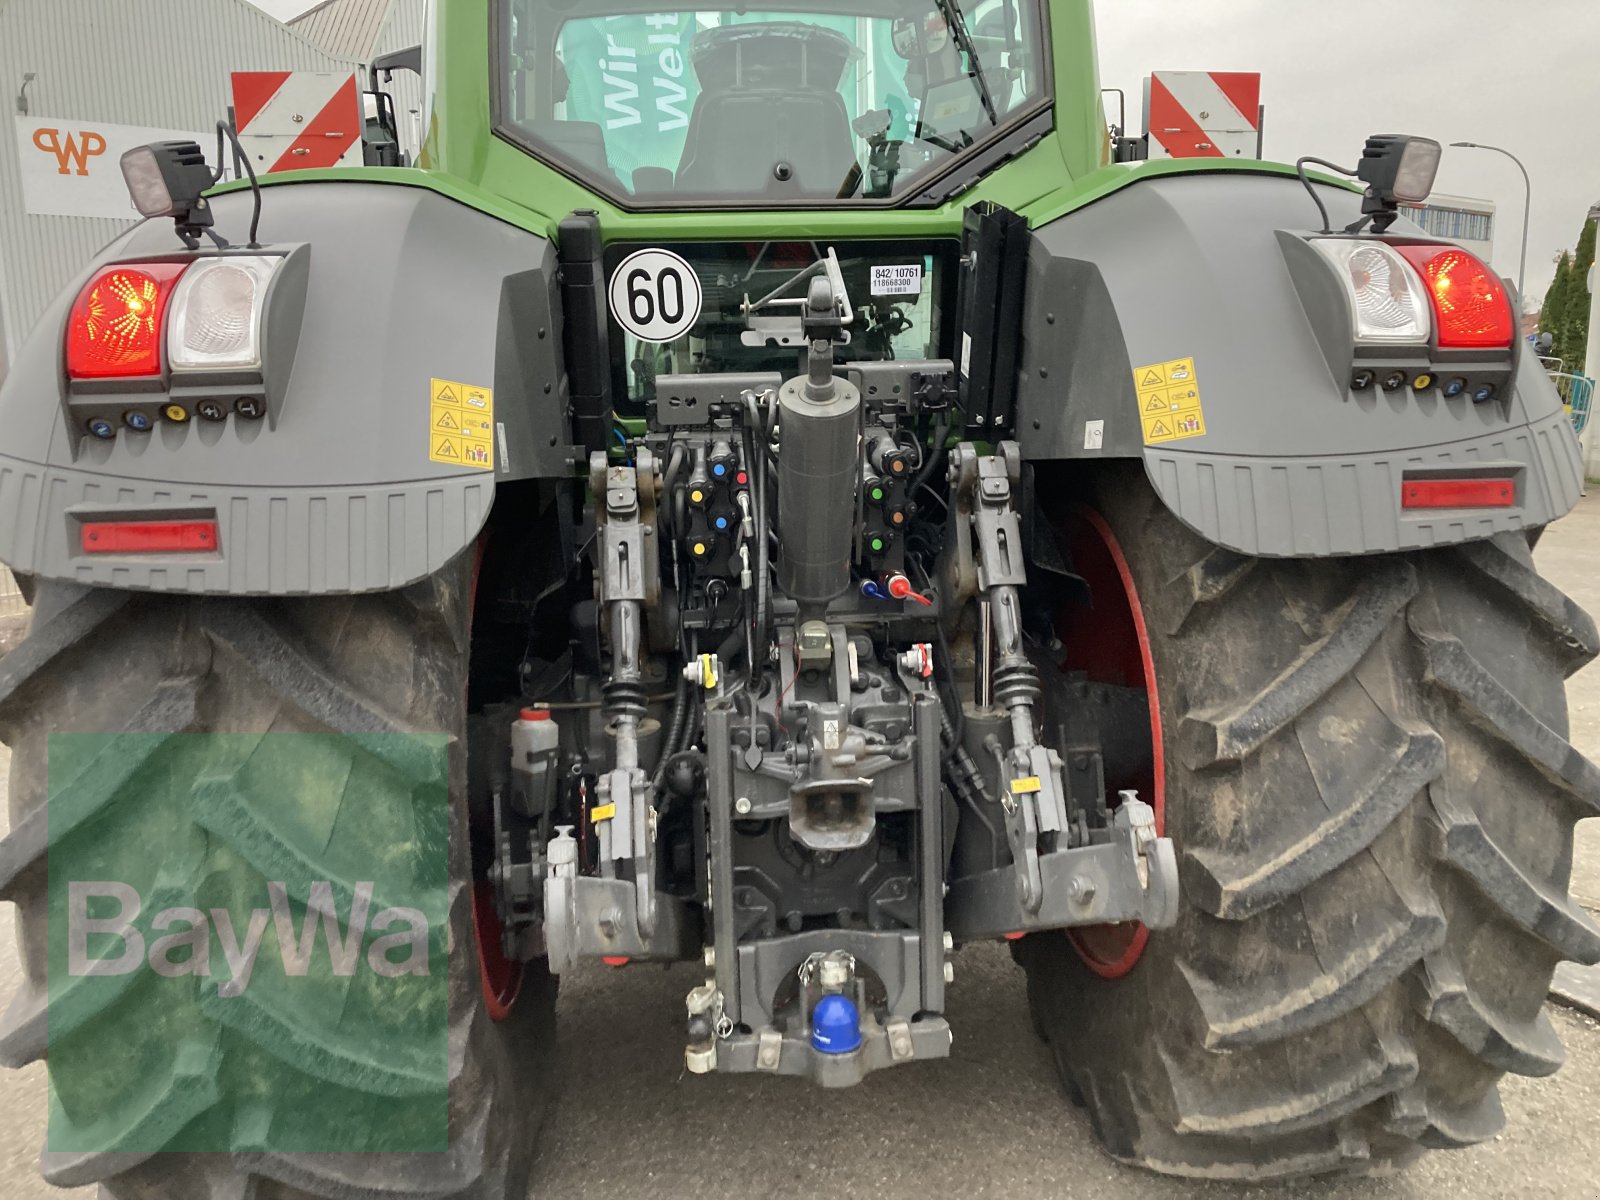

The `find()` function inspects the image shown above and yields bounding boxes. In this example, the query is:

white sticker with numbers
[871,263,923,296]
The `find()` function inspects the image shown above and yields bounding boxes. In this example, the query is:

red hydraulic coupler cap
[885,574,933,606]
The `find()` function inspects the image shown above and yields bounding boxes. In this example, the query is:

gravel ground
[5,500,1600,1198]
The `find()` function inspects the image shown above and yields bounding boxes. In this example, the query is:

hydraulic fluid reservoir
[510,708,561,818]
[777,368,860,606]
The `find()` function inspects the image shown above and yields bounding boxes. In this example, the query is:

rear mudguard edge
[1017,172,1583,556]
[0,181,574,596]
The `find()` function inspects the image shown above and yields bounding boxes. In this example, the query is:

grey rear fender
[0,180,571,596]
[1017,171,1581,557]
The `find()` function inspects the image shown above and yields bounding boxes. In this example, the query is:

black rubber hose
[912,413,950,498]
[743,395,772,691]
[663,443,687,533]
[653,673,692,790]
[715,612,747,667]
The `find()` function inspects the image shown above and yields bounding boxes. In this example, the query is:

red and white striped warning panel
[231,72,363,173]
[1143,72,1261,160]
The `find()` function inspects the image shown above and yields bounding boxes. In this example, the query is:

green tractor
[0,0,1593,1194]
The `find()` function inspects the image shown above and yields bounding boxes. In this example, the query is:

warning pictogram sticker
[430,378,495,470]
[1132,357,1206,445]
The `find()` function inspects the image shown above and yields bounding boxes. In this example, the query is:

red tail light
[79,520,219,554]
[1394,246,1515,349]
[66,262,189,379]
[1401,478,1516,510]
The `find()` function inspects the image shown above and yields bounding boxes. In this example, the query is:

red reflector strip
[80,520,219,554]
[1401,479,1516,510]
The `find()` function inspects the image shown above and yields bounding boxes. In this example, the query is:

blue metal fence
[1550,372,1595,435]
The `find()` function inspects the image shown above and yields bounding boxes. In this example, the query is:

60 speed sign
[609,249,703,344]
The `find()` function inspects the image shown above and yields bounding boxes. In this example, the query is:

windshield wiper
[934,0,998,127]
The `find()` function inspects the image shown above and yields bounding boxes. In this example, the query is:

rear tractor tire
[1021,469,1600,1180]
[0,558,556,1198]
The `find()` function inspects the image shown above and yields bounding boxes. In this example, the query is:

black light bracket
[1295,134,1443,238]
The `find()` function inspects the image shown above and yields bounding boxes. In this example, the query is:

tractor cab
[487,1,1052,207]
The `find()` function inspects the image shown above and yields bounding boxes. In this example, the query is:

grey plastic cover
[1019,172,1582,556]
[0,182,572,594]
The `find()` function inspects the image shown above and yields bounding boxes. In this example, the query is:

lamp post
[1450,141,1531,306]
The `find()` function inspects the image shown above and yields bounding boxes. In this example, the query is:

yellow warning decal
[430,378,495,470]
[1010,776,1043,795]
[590,803,617,823]
[1132,357,1207,445]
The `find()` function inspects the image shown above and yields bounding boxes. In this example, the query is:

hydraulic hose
[663,443,688,532]
[653,673,692,790]
[742,393,772,690]
[911,413,950,499]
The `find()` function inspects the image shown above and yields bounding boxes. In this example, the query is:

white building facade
[1399,192,1497,265]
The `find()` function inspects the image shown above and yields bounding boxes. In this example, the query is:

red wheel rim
[468,542,523,1020]
[472,882,524,1021]
[1056,506,1165,979]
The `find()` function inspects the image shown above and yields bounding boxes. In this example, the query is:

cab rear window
[495,1,1050,208]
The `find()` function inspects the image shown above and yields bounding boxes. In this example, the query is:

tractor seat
[676,23,859,196]
[528,119,609,174]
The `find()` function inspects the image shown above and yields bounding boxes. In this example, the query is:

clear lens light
[1393,139,1443,204]
[168,256,282,371]
[1312,240,1432,344]
[119,147,175,218]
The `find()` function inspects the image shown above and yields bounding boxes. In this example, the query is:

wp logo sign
[13,116,208,218]
[31,127,107,176]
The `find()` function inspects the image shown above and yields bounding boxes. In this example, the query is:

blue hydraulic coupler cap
[810,993,862,1055]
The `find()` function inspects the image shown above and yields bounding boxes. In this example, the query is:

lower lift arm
[942,442,1180,941]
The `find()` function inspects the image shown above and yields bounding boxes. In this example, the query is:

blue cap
[715,516,729,530]
[712,462,727,477]
[810,993,862,1055]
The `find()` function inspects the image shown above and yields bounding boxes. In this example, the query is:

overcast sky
[249,0,1599,304]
